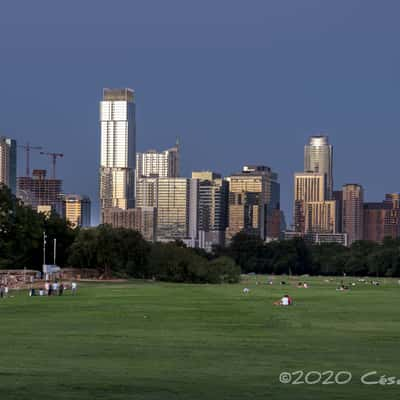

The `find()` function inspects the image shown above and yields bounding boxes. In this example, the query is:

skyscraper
[100,88,136,214]
[0,137,16,194]
[191,171,229,249]
[135,177,158,207]
[136,141,179,179]
[342,184,364,245]
[64,194,91,228]
[363,195,400,243]
[363,202,387,243]
[293,172,325,232]
[304,135,333,199]
[156,177,193,241]
[226,165,280,241]
[304,201,337,234]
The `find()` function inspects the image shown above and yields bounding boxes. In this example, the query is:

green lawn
[0,277,399,399]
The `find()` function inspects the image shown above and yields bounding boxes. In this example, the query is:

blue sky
[1,0,399,225]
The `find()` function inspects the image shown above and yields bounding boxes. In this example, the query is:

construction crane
[40,151,64,179]
[18,142,43,177]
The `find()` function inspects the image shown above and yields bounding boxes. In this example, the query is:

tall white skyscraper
[0,137,17,194]
[304,135,333,199]
[100,88,136,213]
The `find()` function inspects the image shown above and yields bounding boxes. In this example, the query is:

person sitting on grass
[274,294,293,306]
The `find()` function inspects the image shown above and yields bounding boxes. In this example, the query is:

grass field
[0,276,400,399]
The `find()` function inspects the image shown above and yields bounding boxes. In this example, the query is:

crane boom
[18,142,43,177]
[40,152,64,179]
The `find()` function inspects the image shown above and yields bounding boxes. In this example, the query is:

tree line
[2,185,400,279]
[220,232,400,277]
[0,186,240,283]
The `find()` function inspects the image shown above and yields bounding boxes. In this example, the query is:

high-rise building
[156,178,195,241]
[0,137,17,194]
[191,171,229,250]
[304,200,337,234]
[136,141,179,179]
[100,88,136,214]
[304,135,333,199]
[363,194,400,243]
[342,184,364,245]
[333,190,343,233]
[226,165,280,241]
[363,202,388,243]
[102,207,157,242]
[226,192,263,239]
[293,172,325,232]
[383,193,400,239]
[64,194,91,228]
[294,173,325,203]
[17,169,63,214]
[135,177,158,207]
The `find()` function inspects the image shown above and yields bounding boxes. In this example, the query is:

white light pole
[53,238,57,265]
[43,232,47,267]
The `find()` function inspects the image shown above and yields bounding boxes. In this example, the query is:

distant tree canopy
[222,232,400,277]
[2,185,400,280]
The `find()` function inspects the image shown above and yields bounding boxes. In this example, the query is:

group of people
[29,281,77,297]
[0,284,9,298]
[297,282,309,288]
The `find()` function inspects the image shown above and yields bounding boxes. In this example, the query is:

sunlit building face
[99,88,136,212]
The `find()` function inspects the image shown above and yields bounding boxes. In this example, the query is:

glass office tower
[304,135,333,199]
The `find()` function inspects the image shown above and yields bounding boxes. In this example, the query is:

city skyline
[3,108,398,227]
[2,1,400,225]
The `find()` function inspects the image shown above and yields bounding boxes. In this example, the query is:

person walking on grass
[52,281,58,296]
[71,281,77,295]
[0,285,4,298]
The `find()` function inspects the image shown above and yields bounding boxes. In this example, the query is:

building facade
[136,142,179,179]
[383,193,400,239]
[102,207,157,242]
[304,135,333,199]
[135,177,158,207]
[363,202,388,243]
[100,88,136,214]
[283,231,348,246]
[64,194,91,228]
[363,195,400,243]
[226,165,280,241]
[304,200,337,234]
[17,169,63,214]
[192,171,229,249]
[342,184,364,245]
[156,178,194,241]
[293,172,325,232]
[0,137,16,194]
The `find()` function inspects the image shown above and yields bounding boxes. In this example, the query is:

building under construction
[17,169,64,216]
